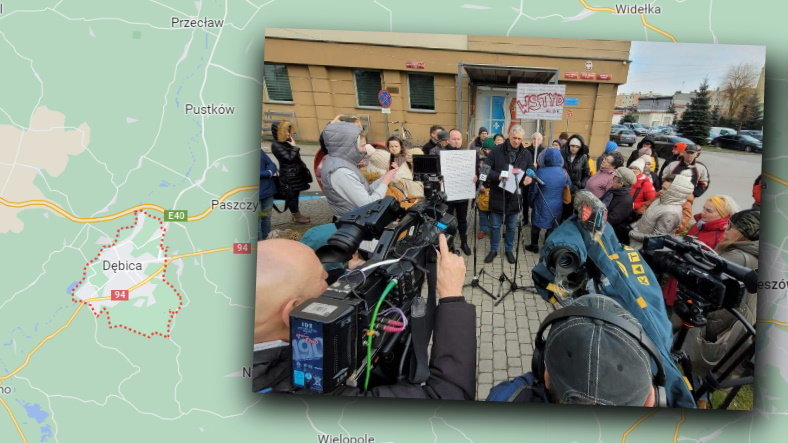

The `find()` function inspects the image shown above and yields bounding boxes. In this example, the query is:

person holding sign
[483,125,534,264]
[431,129,476,255]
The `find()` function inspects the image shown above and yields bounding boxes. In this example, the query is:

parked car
[707,127,737,143]
[711,134,763,152]
[652,135,697,159]
[610,129,637,146]
[623,122,648,136]
[739,130,763,141]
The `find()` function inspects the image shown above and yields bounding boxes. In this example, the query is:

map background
[0,1,785,441]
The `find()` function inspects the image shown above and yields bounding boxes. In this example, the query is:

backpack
[486,372,550,402]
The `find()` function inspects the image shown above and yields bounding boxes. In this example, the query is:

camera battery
[290,297,357,393]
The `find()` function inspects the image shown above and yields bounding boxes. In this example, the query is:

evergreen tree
[621,113,639,124]
[677,79,712,145]
[738,92,763,130]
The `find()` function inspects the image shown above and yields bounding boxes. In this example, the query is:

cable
[363,278,398,391]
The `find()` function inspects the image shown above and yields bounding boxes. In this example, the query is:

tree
[737,92,763,130]
[667,104,676,125]
[677,79,713,146]
[621,113,639,124]
[721,63,759,119]
[710,106,721,126]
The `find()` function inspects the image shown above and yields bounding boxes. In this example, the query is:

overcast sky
[617,41,766,95]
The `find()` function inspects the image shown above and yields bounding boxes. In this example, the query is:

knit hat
[674,142,687,153]
[436,130,450,141]
[729,209,760,240]
[544,294,655,406]
[605,141,618,153]
[614,166,636,186]
[568,137,583,147]
[479,126,489,135]
[482,137,498,149]
[630,158,646,172]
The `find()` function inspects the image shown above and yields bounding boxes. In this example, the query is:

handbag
[562,171,572,204]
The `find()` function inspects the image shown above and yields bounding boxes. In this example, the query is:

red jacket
[662,214,730,306]
[630,173,657,211]
[686,214,729,250]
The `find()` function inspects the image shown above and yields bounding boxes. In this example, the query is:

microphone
[526,168,544,185]
[479,163,491,182]
[499,169,509,181]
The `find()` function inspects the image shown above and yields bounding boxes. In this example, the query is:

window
[408,74,435,111]
[354,70,382,107]
[263,64,293,102]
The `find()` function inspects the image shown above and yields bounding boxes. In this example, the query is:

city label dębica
[103,260,143,273]
[184,104,236,115]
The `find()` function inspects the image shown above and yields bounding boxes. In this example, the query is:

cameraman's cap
[544,294,653,406]
[685,144,700,153]
[436,130,450,141]
[614,167,636,186]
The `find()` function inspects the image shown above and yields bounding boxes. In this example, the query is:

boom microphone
[526,168,544,186]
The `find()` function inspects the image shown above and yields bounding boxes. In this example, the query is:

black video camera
[641,235,758,326]
[289,192,457,394]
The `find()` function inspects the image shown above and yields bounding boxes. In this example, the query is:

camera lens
[317,224,365,263]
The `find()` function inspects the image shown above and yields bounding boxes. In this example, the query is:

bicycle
[388,120,413,145]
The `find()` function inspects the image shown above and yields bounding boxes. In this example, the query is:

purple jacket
[584,169,615,199]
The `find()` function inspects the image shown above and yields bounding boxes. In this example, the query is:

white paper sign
[439,150,477,202]
[498,165,525,194]
[515,83,567,120]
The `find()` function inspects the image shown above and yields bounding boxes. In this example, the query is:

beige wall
[263,34,631,157]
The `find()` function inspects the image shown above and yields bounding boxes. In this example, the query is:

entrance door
[474,88,539,139]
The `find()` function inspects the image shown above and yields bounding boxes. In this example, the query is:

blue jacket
[534,217,696,408]
[530,148,570,229]
[260,150,277,200]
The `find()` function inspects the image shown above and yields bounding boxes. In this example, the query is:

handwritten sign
[515,83,566,120]
[439,150,477,202]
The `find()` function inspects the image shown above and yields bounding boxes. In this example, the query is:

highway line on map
[0,184,259,224]
[578,0,677,42]
[672,408,686,442]
[127,246,234,293]
[0,397,27,443]
[0,303,86,382]
[620,409,658,442]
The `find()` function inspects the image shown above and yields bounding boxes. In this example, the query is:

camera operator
[483,125,534,264]
[321,116,399,218]
[680,209,759,379]
[524,191,696,407]
[252,235,477,399]
[488,294,663,406]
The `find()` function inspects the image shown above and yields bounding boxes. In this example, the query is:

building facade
[262,29,631,156]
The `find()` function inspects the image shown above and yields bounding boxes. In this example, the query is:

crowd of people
[255,115,762,408]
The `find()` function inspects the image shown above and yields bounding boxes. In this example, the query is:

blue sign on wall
[565,97,579,106]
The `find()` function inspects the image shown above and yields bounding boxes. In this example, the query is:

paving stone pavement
[271,196,556,401]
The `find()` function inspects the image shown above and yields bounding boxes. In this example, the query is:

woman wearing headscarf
[525,148,571,253]
[662,194,739,308]
[361,148,424,210]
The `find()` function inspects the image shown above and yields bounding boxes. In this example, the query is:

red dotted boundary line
[69,210,183,339]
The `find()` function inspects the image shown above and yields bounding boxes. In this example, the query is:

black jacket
[252,297,477,400]
[422,139,437,152]
[602,186,634,244]
[627,136,660,173]
[484,140,534,214]
[271,123,311,195]
[562,149,590,193]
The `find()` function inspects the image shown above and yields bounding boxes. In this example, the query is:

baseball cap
[729,209,760,240]
[544,294,654,406]
[436,130,450,141]
[685,144,700,153]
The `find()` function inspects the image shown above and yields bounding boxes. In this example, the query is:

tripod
[671,300,756,409]
[463,198,494,299]
[487,175,535,306]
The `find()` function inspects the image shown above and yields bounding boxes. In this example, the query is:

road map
[1,1,786,442]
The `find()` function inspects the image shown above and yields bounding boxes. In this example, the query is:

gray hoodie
[320,122,386,217]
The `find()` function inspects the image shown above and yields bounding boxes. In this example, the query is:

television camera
[289,156,458,394]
